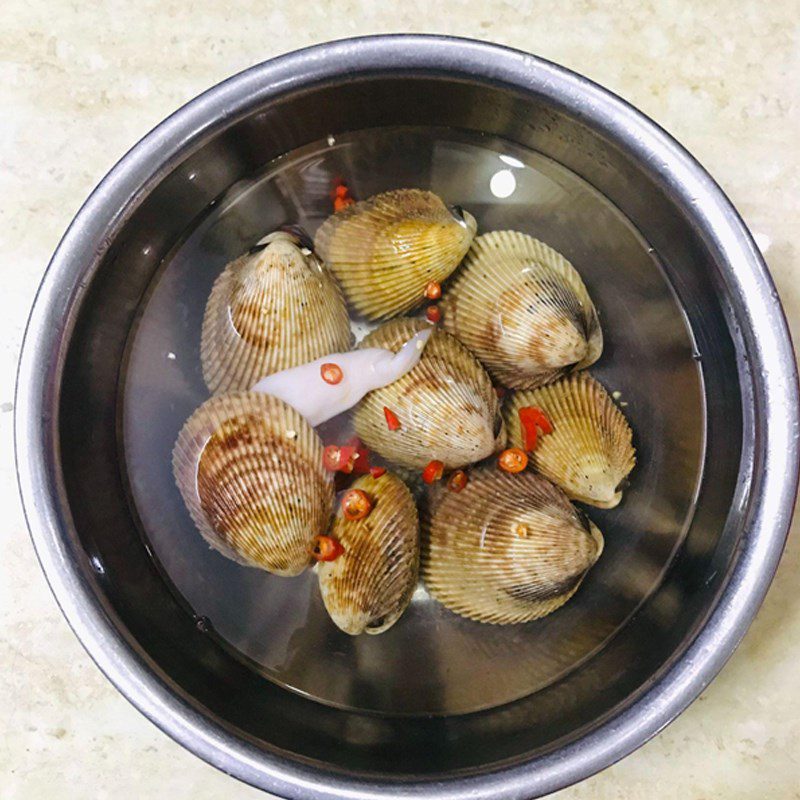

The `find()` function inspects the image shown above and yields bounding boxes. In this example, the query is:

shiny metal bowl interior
[16,36,799,800]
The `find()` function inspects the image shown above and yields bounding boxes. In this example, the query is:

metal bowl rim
[14,33,800,800]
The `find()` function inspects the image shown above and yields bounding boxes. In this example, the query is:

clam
[314,189,477,320]
[172,391,333,576]
[317,472,419,635]
[504,372,635,508]
[442,230,602,389]
[353,318,506,470]
[422,467,603,624]
[201,230,352,395]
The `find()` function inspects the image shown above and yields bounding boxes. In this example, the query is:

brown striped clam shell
[422,467,603,624]
[172,391,333,576]
[442,230,602,389]
[317,472,419,635]
[314,189,477,320]
[505,372,635,508]
[353,318,506,470]
[201,230,352,394]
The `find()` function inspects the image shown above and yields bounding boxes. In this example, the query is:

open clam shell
[442,230,602,389]
[201,230,352,394]
[314,189,477,320]
[317,472,419,635]
[172,391,333,576]
[505,372,636,508]
[422,467,604,624]
[353,318,506,470]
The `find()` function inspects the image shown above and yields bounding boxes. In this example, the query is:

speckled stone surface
[2,2,798,798]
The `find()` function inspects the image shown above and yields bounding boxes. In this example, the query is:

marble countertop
[2,2,798,798]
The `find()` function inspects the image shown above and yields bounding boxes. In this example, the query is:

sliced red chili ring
[320,362,344,385]
[323,444,357,472]
[498,448,528,473]
[447,469,468,492]
[311,535,344,562]
[424,281,442,300]
[334,196,355,211]
[426,305,442,323]
[341,488,373,520]
[352,446,371,474]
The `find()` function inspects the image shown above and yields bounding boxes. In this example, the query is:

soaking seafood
[504,372,635,508]
[251,328,432,426]
[317,472,419,635]
[422,467,604,624]
[442,230,602,389]
[314,189,477,320]
[201,229,352,394]
[353,318,506,470]
[172,392,333,575]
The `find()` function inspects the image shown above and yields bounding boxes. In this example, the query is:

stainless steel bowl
[15,35,799,799]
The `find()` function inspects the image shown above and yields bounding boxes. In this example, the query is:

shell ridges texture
[505,372,636,508]
[443,230,602,389]
[354,318,506,469]
[314,189,477,320]
[172,391,333,576]
[422,468,603,624]
[201,231,352,394]
[318,472,419,635]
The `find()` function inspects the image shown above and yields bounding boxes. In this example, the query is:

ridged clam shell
[442,230,602,389]
[353,318,506,470]
[505,372,636,508]
[201,231,352,394]
[314,189,477,320]
[172,391,333,576]
[422,468,603,624]
[318,472,419,635]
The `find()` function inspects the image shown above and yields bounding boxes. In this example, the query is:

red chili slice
[383,406,401,431]
[311,535,344,562]
[334,196,355,211]
[341,489,373,521]
[518,407,553,451]
[422,460,445,484]
[353,446,371,474]
[447,469,468,492]
[498,448,528,474]
[323,444,357,473]
[426,305,442,323]
[320,362,343,385]
[332,182,355,211]
[424,281,442,300]
[343,436,371,474]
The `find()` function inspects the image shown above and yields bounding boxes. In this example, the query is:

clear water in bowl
[121,126,705,715]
